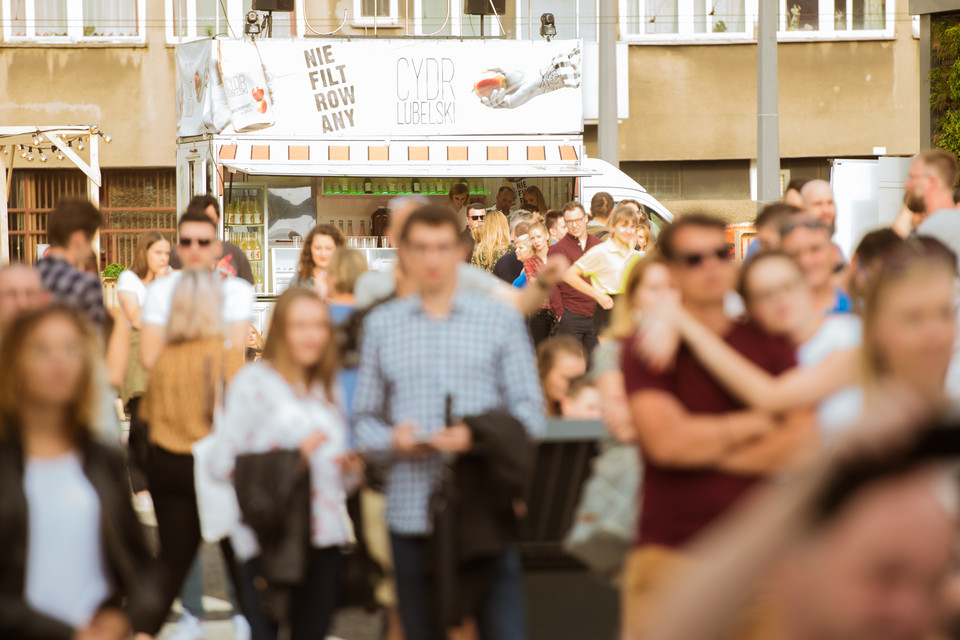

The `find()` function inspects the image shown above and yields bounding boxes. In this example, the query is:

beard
[905,191,926,214]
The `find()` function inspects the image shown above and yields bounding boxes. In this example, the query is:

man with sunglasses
[168,194,254,285]
[781,218,853,315]
[461,203,486,262]
[620,214,813,639]
[140,210,253,370]
[548,201,602,355]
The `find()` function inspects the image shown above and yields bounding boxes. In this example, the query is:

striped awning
[216,136,593,179]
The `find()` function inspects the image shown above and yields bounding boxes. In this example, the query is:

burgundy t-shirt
[622,321,796,549]
[547,233,602,318]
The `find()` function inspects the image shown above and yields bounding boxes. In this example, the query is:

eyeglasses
[673,246,732,268]
[469,215,486,221]
[179,237,213,247]
[565,216,586,226]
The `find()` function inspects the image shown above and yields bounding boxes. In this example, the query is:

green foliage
[930,16,960,156]
[101,263,126,280]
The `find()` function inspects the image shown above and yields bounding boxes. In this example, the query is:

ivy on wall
[931,15,960,155]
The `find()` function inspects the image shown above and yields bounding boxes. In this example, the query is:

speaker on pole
[252,0,295,10]
[464,0,505,16]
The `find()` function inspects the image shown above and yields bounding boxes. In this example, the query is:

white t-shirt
[798,314,864,441]
[24,451,112,628]
[142,270,253,328]
[116,269,147,307]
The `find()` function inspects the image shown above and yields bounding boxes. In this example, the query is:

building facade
[1,0,920,263]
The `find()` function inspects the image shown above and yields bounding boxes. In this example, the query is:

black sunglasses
[179,237,213,247]
[674,245,732,268]
[469,215,486,221]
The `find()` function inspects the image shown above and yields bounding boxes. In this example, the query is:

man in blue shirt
[354,205,545,640]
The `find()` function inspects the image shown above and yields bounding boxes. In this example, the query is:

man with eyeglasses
[355,205,544,640]
[620,214,812,639]
[140,210,253,370]
[781,217,853,315]
[548,201,602,355]
[462,202,486,262]
[910,149,960,263]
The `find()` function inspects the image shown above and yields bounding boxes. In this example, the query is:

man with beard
[911,150,960,260]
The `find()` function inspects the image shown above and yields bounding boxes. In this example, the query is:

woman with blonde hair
[471,210,512,272]
[211,287,363,640]
[522,185,549,215]
[0,307,157,639]
[136,270,247,638]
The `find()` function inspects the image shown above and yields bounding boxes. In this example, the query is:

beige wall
[0,2,176,170]
[619,9,920,162]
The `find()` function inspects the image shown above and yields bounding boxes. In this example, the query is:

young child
[560,374,603,420]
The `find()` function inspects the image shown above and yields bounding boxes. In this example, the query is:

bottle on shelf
[251,233,262,263]
[347,220,354,236]
[363,177,373,194]
[360,220,366,236]
[338,219,345,233]
[412,177,421,194]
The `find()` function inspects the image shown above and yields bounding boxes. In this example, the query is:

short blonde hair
[328,247,369,295]
[166,270,224,344]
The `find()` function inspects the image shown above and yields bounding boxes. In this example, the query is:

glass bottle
[347,220,354,236]
[363,178,373,194]
[412,177,421,194]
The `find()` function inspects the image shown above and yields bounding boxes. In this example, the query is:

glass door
[223,183,268,294]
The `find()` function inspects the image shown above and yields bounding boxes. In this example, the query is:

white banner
[177,38,582,138]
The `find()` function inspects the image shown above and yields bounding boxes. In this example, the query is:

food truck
[175,36,672,317]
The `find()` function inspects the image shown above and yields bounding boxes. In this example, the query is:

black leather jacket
[0,432,161,639]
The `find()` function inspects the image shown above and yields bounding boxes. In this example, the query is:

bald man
[800,179,837,234]
[0,263,49,333]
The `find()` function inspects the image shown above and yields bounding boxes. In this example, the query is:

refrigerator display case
[223,183,269,294]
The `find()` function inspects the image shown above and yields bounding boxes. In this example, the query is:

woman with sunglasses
[562,205,644,334]
[638,241,956,439]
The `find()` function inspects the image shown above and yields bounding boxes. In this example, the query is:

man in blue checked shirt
[354,205,546,640]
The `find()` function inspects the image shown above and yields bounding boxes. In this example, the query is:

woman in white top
[0,307,156,640]
[211,287,363,640]
[116,231,170,495]
[563,205,644,333]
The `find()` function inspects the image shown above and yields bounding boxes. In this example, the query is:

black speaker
[464,0,505,16]
[252,0,295,10]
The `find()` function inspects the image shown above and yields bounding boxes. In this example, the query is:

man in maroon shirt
[620,214,817,640]
[548,201,602,355]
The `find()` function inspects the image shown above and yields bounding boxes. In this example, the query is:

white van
[579,157,675,236]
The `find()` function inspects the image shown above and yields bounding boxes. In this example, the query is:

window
[166,0,300,42]
[3,0,145,41]
[622,0,750,38]
[354,0,398,25]
[518,0,596,41]
[416,0,501,36]
[780,0,890,35]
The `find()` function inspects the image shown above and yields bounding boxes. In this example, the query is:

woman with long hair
[0,307,157,639]
[116,230,171,496]
[522,222,555,345]
[471,210,512,273]
[211,287,363,640]
[522,185,548,215]
[537,335,588,417]
[592,252,676,442]
[636,240,957,431]
[135,271,247,638]
[290,224,346,299]
[449,182,470,231]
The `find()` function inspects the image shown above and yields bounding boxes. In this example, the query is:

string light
[38,150,47,163]
[32,132,41,146]
[17,144,25,158]
[101,133,112,144]
[77,138,85,151]
[26,148,34,161]
[55,147,64,160]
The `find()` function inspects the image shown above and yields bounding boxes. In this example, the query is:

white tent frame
[0,125,102,264]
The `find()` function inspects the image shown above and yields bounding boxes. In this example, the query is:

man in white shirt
[140,210,253,370]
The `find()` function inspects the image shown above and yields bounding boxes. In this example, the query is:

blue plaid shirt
[36,256,106,327]
[354,288,545,535]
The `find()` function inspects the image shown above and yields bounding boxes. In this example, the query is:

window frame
[165,0,303,44]
[410,0,501,37]
[514,0,599,41]
[1,0,147,43]
[777,0,895,41]
[352,0,400,27]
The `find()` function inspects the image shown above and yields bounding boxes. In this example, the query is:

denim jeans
[390,534,527,640]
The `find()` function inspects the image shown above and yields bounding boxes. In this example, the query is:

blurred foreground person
[135,271,246,638]
[0,308,157,639]
[211,288,363,640]
[537,335,587,418]
[781,218,852,314]
[621,215,816,640]
[648,410,957,640]
[355,206,545,640]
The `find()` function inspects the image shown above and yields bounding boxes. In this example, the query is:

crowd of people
[4,151,960,640]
